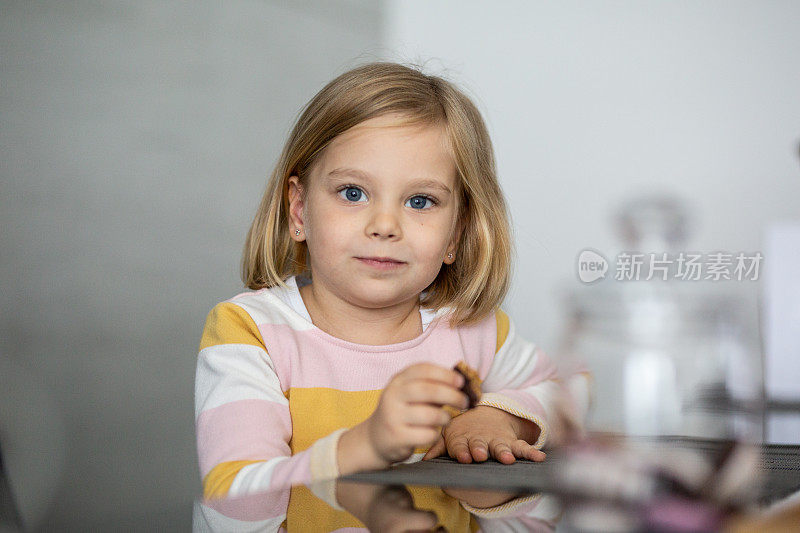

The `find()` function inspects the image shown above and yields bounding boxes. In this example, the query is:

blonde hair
[242,61,514,327]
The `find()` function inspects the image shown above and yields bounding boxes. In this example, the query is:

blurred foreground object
[554,195,764,532]
[763,223,800,445]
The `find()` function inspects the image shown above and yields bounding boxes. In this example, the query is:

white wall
[382,0,800,352]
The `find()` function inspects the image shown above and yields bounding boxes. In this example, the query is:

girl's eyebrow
[326,167,452,195]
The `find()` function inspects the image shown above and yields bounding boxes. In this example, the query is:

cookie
[454,361,482,409]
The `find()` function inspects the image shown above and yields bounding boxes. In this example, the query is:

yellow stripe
[286,484,364,531]
[288,388,429,455]
[284,483,472,531]
[286,308,514,457]
[199,302,267,352]
[202,459,264,499]
[495,308,510,353]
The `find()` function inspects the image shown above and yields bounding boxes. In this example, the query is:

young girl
[195,62,588,512]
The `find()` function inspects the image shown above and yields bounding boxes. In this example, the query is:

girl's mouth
[356,257,406,270]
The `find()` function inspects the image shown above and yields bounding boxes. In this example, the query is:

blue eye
[337,185,437,210]
[406,196,435,210]
[339,186,366,202]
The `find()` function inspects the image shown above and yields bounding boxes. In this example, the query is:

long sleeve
[477,309,591,450]
[475,309,560,449]
[456,309,590,517]
[195,302,345,500]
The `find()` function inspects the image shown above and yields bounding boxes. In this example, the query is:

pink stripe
[196,399,292,477]
[256,323,292,392]
[453,312,498,380]
[204,487,290,521]
[514,348,560,389]
[256,312,497,391]
[268,450,312,487]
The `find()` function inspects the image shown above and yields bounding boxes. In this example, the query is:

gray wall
[0,1,383,530]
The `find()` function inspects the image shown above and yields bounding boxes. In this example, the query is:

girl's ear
[287,175,306,242]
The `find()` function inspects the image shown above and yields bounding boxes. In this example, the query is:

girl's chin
[345,284,420,305]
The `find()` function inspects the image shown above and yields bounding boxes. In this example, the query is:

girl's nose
[365,208,402,239]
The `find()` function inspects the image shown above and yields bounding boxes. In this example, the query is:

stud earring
[447,253,453,259]
[295,229,301,236]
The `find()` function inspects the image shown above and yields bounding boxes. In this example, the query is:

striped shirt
[195,275,569,503]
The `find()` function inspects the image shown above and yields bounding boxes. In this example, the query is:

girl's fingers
[467,438,490,462]
[400,363,464,389]
[421,436,446,460]
[510,439,547,462]
[403,405,451,428]
[403,427,443,448]
[446,435,473,463]
[404,380,468,410]
[489,438,517,464]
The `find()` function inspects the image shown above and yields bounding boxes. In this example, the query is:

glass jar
[560,281,762,442]
[552,196,764,531]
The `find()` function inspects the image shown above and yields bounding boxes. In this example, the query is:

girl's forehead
[330,120,453,162]
[312,116,456,176]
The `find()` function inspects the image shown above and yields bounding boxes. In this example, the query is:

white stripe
[195,343,288,419]
[265,276,315,325]
[229,290,315,332]
[482,318,542,391]
[227,456,287,497]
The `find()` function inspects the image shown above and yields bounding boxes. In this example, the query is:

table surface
[188,441,800,532]
[342,440,800,506]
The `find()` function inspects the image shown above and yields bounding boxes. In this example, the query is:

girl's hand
[363,363,470,466]
[336,482,438,533]
[421,405,547,464]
